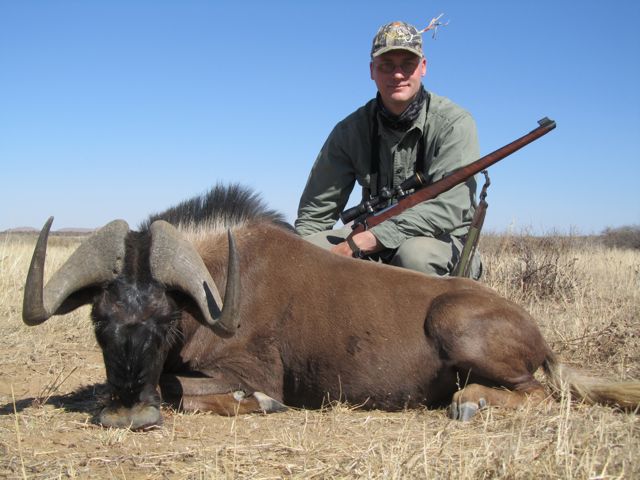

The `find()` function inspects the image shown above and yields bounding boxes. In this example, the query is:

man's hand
[331,231,382,258]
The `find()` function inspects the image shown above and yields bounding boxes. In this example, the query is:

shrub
[481,233,580,302]
[600,225,640,250]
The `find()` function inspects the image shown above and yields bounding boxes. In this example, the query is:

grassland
[1,231,638,479]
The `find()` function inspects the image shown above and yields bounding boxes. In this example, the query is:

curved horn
[23,217,129,325]
[148,221,240,336]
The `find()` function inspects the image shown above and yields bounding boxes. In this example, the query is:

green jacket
[295,91,479,249]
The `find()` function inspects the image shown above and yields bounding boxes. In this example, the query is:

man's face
[370,50,426,115]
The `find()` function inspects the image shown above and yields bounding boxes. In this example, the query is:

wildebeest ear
[23,217,129,325]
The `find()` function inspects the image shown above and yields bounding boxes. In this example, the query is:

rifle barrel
[350,117,556,235]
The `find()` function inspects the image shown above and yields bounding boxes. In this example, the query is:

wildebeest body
[23,184,640,428]
[157,221,549,411]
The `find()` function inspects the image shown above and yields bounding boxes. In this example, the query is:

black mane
[140,183,291,232]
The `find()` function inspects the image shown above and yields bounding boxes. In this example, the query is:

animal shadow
[0,383,108,419]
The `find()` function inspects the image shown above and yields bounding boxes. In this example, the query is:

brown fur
[160,221,640,416]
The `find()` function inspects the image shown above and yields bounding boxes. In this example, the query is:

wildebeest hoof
[99,403,162,430]
[449,398,486,422]
[252,392,288,413]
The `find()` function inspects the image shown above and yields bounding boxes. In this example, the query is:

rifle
[340,117,556,237]
[451,170,490,277]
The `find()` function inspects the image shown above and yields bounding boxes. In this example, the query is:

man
[295,20,481,278]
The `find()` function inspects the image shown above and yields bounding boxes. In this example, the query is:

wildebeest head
[22,217,240,429]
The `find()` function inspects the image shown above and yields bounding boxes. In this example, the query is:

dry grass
[1,231,639,479]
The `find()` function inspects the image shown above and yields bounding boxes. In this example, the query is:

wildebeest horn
[148,221,240,336]
[23,217,129,325]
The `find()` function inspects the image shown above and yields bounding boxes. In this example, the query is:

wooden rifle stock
[349,117,556,236]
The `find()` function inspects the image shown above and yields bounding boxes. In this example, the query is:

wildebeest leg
[181,390,287,415]
[449,381,548,421]
[426,291,552,421]
[160,374,287,415]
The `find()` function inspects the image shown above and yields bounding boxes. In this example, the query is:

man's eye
[376,62,418,74]
[378,63,394,73]
[401,62,418,73]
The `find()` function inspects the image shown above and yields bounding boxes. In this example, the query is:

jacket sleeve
[295,123,357,236]
[369,113,479,249]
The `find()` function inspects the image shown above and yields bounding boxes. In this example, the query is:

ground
[1,232,638,478]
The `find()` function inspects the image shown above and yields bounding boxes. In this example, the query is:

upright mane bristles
[140,183,291,235]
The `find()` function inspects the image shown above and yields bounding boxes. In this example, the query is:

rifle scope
[340,172,427,224]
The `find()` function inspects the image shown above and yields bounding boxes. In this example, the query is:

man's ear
[421,57,427,77]
[370,61,374,80]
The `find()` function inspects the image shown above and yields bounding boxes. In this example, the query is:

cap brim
[371,46,423,58]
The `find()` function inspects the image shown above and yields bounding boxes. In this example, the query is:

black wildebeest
[23,185,640,429]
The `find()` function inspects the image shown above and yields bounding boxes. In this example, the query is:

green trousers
[303,227,481,279]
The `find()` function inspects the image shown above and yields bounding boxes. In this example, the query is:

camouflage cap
[371,21,423,58]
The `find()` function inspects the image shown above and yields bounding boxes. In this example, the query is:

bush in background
[481,231,581,303]
[600,224,640,250]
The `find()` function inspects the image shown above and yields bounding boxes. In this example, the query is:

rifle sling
[368,94,430,198]
[346,236,364,258]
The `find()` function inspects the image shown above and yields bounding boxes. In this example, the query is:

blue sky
[1,1,639,233]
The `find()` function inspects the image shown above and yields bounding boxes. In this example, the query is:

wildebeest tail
[543,354,640,410]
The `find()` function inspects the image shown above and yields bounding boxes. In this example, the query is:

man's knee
[390,236,458,276]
